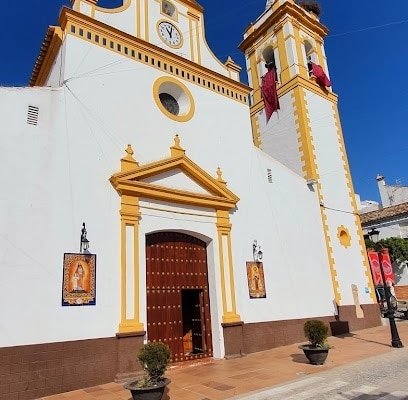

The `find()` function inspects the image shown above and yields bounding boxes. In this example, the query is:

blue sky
[1,0,407,203]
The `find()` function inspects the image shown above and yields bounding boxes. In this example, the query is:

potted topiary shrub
[124,341,171,400]
[298,319,331,365]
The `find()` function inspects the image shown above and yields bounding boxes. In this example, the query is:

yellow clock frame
[156,19,183,49]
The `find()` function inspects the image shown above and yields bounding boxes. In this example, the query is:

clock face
[158,21,182,47]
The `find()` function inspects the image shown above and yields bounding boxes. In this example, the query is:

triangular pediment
[110,137,239,210]
[140,168,212,195]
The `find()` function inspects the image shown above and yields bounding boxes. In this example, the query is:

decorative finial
[216,167,227,186]
[170,134,185,157]
[120,144,139,171]
[125,144,134,159]
[216,167,222,180]
[225,56,242,73]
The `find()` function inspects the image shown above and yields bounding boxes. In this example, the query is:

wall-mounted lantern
[253,240,263,263]
[80,222,90,254]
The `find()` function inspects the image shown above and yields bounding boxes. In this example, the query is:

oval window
[153,77,195,122]
[159,93,180,115]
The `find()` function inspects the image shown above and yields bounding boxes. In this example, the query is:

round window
[337,226,351,248]
[159,93,180,115]
[153,77,195,122]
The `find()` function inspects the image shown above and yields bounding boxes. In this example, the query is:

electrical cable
[63,81,132,156]
[320,205,359,216]
[328,18,408,39]
[0,234,57,278]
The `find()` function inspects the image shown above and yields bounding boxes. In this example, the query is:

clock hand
[166,26,173,38]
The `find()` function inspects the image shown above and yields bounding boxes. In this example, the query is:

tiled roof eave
[30,26,63,87]
[360,202,408,225]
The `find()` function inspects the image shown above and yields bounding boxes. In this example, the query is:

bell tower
[240,0,330,162]
[240,0,375,307]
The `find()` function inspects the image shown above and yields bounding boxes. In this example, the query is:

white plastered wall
[1,30,341,350]
[305,90,372,305]
[45,43,65,87]
[257,90,304,177]
[0,86,121,347]
[231,149,336,322]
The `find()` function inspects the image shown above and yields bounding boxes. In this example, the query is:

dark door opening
[182,289,205,355]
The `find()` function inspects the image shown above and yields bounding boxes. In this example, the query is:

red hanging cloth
[261,68,280,123]
[311,63,331,87]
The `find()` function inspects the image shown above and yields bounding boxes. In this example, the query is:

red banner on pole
[379,249,395,286]
[368,251,382,286]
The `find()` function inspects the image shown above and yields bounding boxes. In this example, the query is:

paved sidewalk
[39,320,408,400]
[234,345,408,399]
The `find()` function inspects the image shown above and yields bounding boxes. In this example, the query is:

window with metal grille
[27,105,39,126]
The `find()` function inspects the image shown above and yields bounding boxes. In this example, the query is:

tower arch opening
[303,40,317,76]
[261,46,279,82]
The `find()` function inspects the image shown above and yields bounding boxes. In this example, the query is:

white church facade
[0,0,380,397]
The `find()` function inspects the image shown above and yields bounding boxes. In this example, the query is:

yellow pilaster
[136,0,141,38]
[315,37,326,71]
[277,28,290,84]
[293,86,316,180]
[331,104,376,304]
[292,21,309,80]
[216,209,241,324]
[248,48,262,105]
[118,195,145,333]
[293,86,341,304]
[144,0,149,42]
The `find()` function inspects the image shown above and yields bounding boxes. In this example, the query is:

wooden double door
[145,232,213,363]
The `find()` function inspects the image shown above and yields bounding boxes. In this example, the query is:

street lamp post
[368,229,403,348]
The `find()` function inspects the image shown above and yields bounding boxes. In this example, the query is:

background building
[360,175,408,286]
[361,175,408,241]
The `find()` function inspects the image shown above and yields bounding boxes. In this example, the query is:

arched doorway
[145,232,213,363]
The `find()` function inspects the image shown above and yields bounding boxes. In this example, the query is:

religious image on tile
[62,253,96,306]
[246,262,266,298]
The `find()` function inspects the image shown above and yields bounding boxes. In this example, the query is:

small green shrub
[303,320,329,348]
[137,342,171,386]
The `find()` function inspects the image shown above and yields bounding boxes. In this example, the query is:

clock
[158,21,182,47]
